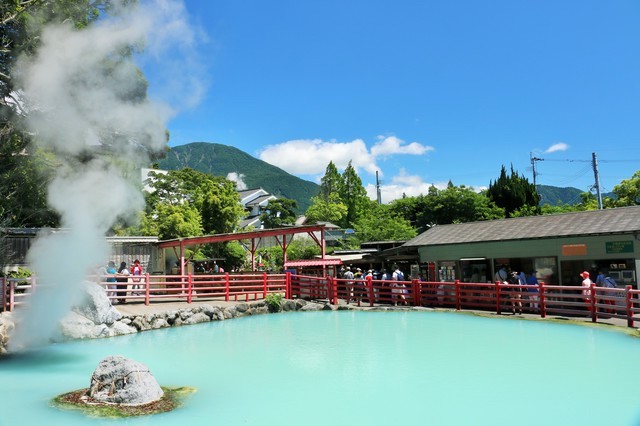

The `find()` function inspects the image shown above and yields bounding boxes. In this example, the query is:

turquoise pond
[1,311,640,426]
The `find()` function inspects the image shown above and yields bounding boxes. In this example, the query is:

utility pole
[376,171,382,205]
[592,152,603,210]
[530,152,542,187]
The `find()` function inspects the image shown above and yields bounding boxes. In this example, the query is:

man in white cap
[580,271,593,302]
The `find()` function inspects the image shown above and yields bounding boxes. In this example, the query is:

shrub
[264,293,284,313]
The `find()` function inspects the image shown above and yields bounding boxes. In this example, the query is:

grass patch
[51,386,196,418]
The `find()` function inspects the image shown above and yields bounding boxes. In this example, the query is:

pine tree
[487,165,540,217]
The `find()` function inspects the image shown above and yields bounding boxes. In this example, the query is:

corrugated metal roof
[403,206,640,247]
[284,259,342,267]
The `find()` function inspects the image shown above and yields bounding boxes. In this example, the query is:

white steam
[227,172,248,190]
[9,0,203,349]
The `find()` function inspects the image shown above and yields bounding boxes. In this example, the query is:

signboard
[605,241,634,254]
[562,244,587,256]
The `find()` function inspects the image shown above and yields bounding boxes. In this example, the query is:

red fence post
[455,280,461,311]
[225,273,230,302]
[539,282,546,318]
[263,272,268,299]
[590,283,597,323]
[8,280,15,312]
[413,279,421,307]
[367,276,374,307]
[144,273,150,305]
[626,285,633,328]
[285,272,291,299]
[1,277,5,312]
[495,281,501,315]
[327,277,334,304]
[187,274,193,303]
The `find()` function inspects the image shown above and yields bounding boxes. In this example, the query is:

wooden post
[455,280,461,311]
[590,283,597,323]
[187,273,193,303]
[626,285,633,328]
[413,279,421,307]
[539,282,546,318]
[263,272,268,299]
[144,273,150,305]
[495,281,501,315]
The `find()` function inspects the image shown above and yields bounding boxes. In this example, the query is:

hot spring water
[1,311,639,425]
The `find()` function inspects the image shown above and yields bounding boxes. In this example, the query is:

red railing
[3,274,640,328]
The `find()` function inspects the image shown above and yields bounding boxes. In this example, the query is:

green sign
[605,241,634,254]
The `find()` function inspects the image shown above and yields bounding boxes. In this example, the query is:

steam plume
[9,0,203,349]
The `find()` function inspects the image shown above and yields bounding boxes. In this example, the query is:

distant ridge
[536,184,584,206]
[156,143,592,213]
[156,142,319,212]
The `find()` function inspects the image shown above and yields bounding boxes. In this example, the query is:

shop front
[402,207,640,289]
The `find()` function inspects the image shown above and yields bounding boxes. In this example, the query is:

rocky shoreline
[0,298,347,355]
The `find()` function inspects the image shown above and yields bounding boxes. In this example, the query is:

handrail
[3,274,639,328]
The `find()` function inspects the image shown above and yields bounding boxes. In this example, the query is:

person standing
[580,271,593,308]
[116,261,130,304]
[106,261,118,300]
[131,259,144,294]
[343,267,355,304]
[495,265,508,283]
[525,270,539,311]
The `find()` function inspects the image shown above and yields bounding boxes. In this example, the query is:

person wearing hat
[580,271,593,302]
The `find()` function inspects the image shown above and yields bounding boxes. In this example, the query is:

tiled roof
[246,194,276,206]
[404,206,640,247]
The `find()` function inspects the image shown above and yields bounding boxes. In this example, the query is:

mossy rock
[51,386,196,418]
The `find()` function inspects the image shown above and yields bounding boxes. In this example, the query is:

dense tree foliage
[486,165,540,218]
[353,202,416,242]
[140,168,243,238]
[388,184,504,232]
[305,192,347,224]
[260,198,298,229]
[609,171,640,207]
[1,0,112,227]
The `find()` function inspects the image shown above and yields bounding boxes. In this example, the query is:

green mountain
[156,142,596,213]
[156,142,319,212]
[536,184,614,205]
[536,184,585,206]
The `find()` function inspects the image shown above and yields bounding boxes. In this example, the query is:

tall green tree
[339,160,369,228]
[1,1,112,227]
[305,192,347,224]
[319,161,342,202]
[354,202,417,242]
[142,168,243,237]
[609,170,640,207]
[486,165,540,218]
[260,198,298,229]
[140,202,203,240]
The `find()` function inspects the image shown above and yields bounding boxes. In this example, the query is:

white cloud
[371,135,434,157]
[365,169,450,204]
[258,138,378,176]
[258,135,432,180]
[545,142,569,153]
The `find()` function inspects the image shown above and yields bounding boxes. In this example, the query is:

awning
[284,259,342,267]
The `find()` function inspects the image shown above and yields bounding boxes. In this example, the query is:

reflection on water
[1,311,640,426]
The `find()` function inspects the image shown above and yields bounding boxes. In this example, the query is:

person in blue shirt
[525,270,539,311]
[106,261,118,301]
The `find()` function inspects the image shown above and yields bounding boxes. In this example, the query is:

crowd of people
[338,264,410,306]
[95,259,144,304]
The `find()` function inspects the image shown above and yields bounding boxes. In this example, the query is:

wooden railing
[3,274,640,328]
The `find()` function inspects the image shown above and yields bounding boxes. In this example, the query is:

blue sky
[142,0,640,203]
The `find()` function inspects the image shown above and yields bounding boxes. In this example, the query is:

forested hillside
[157,142,319,212]
[157,142,592,213]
